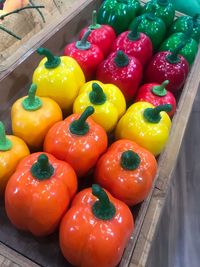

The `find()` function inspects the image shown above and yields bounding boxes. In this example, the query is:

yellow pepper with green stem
[32,47,85,114]
[73,81,126,132]
[115,102,172,156]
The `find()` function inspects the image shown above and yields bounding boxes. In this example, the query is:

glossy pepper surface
[145,43,189,93]
[160,32,198,65]
[96,50,142,102]
[64,30,104,81]
[44,107,108,177]
[115,102,172,156]
[59,184,134,267]
[135,80,176,117]
[95,140,157,206]
[142,0,175,28]
[5,152,78,236]
[73,81,126,132]
[11,84,62,151]
[97,0,141,35]
[169,14,200,43]
[32,48,85,114]
[0,122,29,195]
[111,17,152,66]
[129,13,166,50]
[79,10,116,57]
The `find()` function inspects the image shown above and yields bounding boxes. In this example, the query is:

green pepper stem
[37,47,61,69]
[76,30,91,50]
[120,150,141,170]
[143,104,172,123]
[22,84,42,111]
[152,80,169,96]
[31,154,54,180]
[0,121,12,151]
[114,51,129,67]
[157,0,168,6]
[89,83,106,105]
[92,184,116,220]
[89,10,101,30]
[128,17,142,41]
[69,106,94,135]
[184,19,193,38]
[166,41,186,64]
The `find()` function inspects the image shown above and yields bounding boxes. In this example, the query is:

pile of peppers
[1,0,199,267]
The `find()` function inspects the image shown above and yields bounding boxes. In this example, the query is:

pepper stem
[166,42,186,64]
[89,10,101,30]
[70,106,94,135]
[128,17,142,41]
[0,121,12,151]
[22,84,42,111]
[89,83,106,105]
[120,150,141,170]
[157,0,168,6]
[143,104,172,123]
[152,80,169,96]
[92,184,116,220]
[76,30,91,50]
[114,51,129,67]
[146,4,156,21]
[184,19,193,38]
[37,47,61,69]
[31,154,54,180]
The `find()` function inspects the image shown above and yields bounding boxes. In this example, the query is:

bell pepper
[32,47,85,114]
[145,42,189,93]
[135,80,176,117]
[129,12,166,50]
[96,50,142,102]
[160,29,199,65]
[5,152,77,236]
[79,10,116,57]
[169,14,200,43]
[111,17,153,66]
[73,81,126,132]
[11,84,63,151]
[142,0,175,28]
[59,184,134,267]
[115,102,172,156]
[0,122,29,195]
[95,140,157,206]
[97,0,141,35]
[64,30,104,81]
[44,106,108,177]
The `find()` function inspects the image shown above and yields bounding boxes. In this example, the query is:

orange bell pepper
[59,184,134,267]
[11,84,62,150]
[5,152,77,236]
[95,139,157,206]
[0,121,30,195]
[44,106,108,177]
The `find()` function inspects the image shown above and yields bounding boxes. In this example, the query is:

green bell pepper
[97,0,141,35]
[142,0,175,28]
[169,14,200,43]
[129,13,166,50]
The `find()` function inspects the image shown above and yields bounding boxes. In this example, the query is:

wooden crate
[0,0,200,266]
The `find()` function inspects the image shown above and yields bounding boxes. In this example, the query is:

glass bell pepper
[59,184,134,267]
[115,102,172,156]
[97,0,141,35]
[73,81,126,132]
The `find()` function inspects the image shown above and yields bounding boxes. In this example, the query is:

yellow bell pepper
[32,47,85,114]
[11,84,63,151]
[0,121,30,195]
[73,81,126,132]
[115,102,172,156]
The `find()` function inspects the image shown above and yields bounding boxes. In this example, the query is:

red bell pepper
[135,80,176,117]
[145,42,189,93]
[64,30,104,81]
[79,10,116,57]
[111,17,152,66]
[96,50,143,101]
